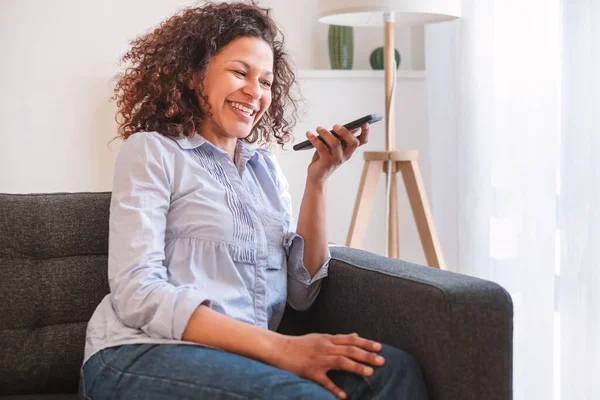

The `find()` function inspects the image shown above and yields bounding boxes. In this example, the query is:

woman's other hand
[305,122,369,185]
[270,332,385,399]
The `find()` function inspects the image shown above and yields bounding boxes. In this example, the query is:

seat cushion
[0,193,111,395]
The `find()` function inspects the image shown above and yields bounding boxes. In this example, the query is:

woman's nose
[242,79,261,100]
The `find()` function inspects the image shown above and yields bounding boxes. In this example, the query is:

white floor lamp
[318,0,460,268]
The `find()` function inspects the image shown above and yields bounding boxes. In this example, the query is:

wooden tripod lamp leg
[346,159,384,249]
[398,159,447,269]
[387,161,400,258]
[384,13,399,259]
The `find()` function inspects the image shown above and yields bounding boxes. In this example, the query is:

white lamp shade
[318,0,461,26]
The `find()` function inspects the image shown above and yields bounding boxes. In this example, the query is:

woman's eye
[262,81,272,88]
[233,70,246,77]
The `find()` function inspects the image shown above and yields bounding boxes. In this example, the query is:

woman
[79,2,428,399]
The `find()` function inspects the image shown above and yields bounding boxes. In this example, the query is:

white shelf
[296,69,426,80]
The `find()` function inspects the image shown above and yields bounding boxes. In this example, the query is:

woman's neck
[199,122,237,161]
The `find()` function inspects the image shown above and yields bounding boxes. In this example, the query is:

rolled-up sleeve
[284,231,331,311]
[108,133,208,340]
[263,151,331,311]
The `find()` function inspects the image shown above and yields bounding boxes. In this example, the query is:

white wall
[0,0,436,265]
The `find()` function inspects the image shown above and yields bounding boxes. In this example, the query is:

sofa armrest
[278,246,513,400]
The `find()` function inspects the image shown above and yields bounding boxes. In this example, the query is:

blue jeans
[79,343,428,399]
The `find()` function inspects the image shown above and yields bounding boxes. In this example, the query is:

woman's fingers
[357,122,370,146]
[330,355,376,377]
[333,345,386,367]
[331,124,360,151]
[329,333,385,368]
[306,131,330,154]
[331,332,383,352]
[316,126,344,158]
[304,122,368,183]
[315,373,347,400]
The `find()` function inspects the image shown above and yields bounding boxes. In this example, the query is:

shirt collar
[171,133,208,150]
[235,138,258,164]
[171,133,258,162]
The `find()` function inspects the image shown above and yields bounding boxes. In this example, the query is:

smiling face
[195,36,274,154]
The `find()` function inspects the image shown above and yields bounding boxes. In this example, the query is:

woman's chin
[224,124,253,139]
[227,130,251,139]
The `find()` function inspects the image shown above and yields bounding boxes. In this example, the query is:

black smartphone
[292,113,383,151]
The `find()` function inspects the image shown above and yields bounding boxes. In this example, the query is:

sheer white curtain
[425,1,599,399]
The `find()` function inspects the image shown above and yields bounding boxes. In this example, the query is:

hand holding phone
[293,114,383,151]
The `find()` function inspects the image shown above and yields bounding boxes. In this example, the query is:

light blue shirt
[83,131,330,364]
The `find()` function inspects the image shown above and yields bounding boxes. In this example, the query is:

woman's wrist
[305,177,328,192]
[262,332,291,367]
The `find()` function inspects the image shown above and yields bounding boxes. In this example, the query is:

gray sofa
[0,192,513,399]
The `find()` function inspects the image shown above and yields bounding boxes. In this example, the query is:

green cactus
[369,47,401,70]
[328,25,354,70]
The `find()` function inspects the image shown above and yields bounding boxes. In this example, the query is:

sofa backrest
[0,192,111,395]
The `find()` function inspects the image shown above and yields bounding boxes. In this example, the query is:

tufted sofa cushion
[0,193,111,396]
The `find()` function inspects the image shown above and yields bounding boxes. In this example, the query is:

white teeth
[228,101,254,116]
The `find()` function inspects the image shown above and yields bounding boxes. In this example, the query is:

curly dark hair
[112,0,299,148]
